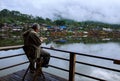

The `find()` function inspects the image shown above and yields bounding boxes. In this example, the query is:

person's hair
[32,23,40,30]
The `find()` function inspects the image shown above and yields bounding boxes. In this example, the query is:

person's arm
[39,37,47,43]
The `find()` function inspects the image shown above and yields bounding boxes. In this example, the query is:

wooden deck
[0,69,67,81]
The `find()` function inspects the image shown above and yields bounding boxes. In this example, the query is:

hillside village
[1,9,120,46]
[0,22,120,39]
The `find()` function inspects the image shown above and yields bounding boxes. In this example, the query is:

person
[22,23,50,73]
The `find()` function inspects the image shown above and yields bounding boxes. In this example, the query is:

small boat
[54,39,67,43]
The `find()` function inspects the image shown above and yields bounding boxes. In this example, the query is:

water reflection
[45,36,120,45]
[42,39,120,81]
[1,37,120,81]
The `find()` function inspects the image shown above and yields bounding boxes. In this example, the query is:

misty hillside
[0,9,120,29]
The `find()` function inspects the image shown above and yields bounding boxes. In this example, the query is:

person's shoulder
[30,30,39,37]
[31,30,36,34]
[30,30,38,36]
[22,30,31,37]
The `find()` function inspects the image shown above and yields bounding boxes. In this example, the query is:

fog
[1,0,120,24]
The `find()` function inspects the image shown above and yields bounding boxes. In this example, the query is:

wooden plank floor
[0,69,67,81]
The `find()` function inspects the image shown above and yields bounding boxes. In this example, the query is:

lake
[0,37,120,81]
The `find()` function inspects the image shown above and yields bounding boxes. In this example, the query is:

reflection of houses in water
[54,38,67,43]
[47,36,120,44]
[102,38,111,41]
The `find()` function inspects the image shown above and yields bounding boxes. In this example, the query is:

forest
[0,9,120,29]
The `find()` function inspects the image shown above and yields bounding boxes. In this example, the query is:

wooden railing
[0,45,120,81]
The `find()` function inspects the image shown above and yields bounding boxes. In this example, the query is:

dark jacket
[23,29,41,59]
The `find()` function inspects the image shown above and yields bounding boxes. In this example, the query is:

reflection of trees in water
[0,38,23,47]
[45,36,120,44]
[1,35,120,47]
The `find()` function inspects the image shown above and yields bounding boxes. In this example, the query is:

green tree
[54,20,66,26]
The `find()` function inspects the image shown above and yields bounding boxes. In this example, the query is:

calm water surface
[0,40,120,81]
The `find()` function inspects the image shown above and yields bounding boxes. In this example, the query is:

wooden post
[69,53,76,81]
[114,60,120,65]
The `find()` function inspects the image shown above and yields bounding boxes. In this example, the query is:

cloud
[1,0,120,24]
[91,69,120,81]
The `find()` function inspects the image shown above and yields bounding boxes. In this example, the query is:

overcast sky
[0,0,120,24]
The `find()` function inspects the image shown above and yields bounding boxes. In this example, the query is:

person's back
[23,29,41,59]
[22,23,50,73]
[23,29,41,47]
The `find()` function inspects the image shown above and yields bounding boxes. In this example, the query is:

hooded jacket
[23,29,41,59]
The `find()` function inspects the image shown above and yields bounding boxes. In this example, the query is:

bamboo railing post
[69,53,76,81]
